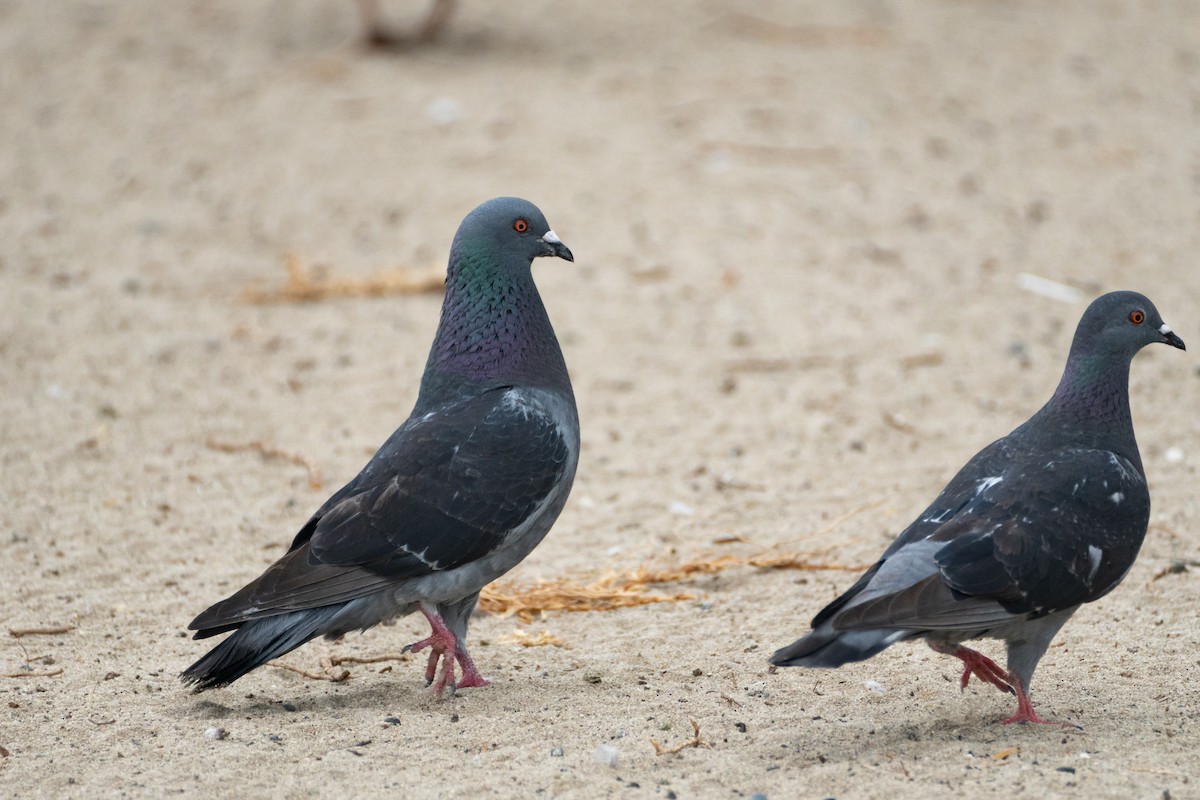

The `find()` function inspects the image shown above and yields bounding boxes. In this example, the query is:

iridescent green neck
[416,242,570,407]
[1023,342,1140,469]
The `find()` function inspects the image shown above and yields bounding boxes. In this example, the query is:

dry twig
[479,546,867,622]
[267,657,350,682]
[206,438,323,491]
[497,629,568,648]
[328,653,411,667]
[480,574,692,623]
[1,668,64,678]
[8,625,74,638]
[650,718,712,756]
[242,253,443,304]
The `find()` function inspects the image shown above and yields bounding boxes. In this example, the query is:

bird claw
[406,603,490,697]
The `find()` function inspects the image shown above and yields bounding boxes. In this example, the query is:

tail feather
[770,624,909,668]
[181,606,342,692]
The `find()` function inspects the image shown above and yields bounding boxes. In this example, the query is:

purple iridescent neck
[1023,336,1140,469]
[415,242,571,409]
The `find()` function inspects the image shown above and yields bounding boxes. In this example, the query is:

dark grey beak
[1159,323,1186,351]
[539,230,573,262]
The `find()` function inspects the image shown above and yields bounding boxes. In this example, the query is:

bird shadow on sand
[179,677,440,719]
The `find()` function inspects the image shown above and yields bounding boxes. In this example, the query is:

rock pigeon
[182,197,579,695]
[770,291,1185,724]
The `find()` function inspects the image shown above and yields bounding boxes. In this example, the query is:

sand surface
[2,1,1199,797]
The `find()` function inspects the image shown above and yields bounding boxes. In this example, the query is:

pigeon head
[451,197,573,271]
[1069,291,1185,359]
[1039,290,1185,452]
[420,197,575,405]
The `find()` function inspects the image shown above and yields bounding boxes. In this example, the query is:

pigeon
[770,291,1185,724]
[182,197,579,695]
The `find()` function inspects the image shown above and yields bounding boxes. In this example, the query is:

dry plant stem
[206,438,323,491]
[650,718,712,756]
[328,654,412,666]
[8,626,74,637]
[1,668,64,678]
[241,254,444,304]
[267,660,350,682]
[479,548,866,622]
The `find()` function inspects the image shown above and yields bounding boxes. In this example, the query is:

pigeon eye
[513,219,529,233]
[1129,310,1145,325]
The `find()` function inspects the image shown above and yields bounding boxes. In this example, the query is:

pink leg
[453,644,490,690]
[402,604,489,695]
[1001,675,1070,726]
[930,643,1013,694]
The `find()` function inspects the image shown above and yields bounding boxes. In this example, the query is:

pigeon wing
[189,388,570,633]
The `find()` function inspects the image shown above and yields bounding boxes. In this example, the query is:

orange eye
[1129,309,1145,325]
[513,218,529,233]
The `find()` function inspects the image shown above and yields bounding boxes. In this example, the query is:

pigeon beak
[1158,323,1186,351]
[538,230,574,262]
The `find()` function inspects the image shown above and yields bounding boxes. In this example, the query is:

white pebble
[592,744,619,767]
[606,545,624,556]
[203,726,227,741]
[1165,447,1185,464]
[668,501,694,516]
[1016,273,1082,304]
[426,96,462,127]
[863,679,886,694]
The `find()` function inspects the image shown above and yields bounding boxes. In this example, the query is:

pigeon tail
[180,606,342,692]
[769,624,908,668]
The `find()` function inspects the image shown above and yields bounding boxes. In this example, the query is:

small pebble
[550,747,564,757]
[203,727,227,741]
[735,722,748,733]
[384,716,401,726]
[592,744,619,767]
[1165,447,1185,463]
[1056,766,1076,774]
[751,794,768,800]
[426,97,462,127]
[282,702,297,712]
[668,501,694,516]
[864,679,886,694]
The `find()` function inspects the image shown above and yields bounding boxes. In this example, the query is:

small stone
[1165,447,1185,463]
[203,727,227,741]
[668,501,694,516]
[735,722,747,733]
[550,747,564,757]
[584,672,602,684]
[1056,766,1076,774]
[592,744,619,767]
[692,668,703,677]
[427,97,462,127]
[282,702,297,712]
[384,716,401,726]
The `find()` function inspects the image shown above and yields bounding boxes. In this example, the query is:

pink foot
[402,604,489,695]
[453,645,491,690]
[930,643,1013,694]
[1001,676,1075,727]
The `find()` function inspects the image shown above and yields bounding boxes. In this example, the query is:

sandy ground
[2,1,1199,797]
